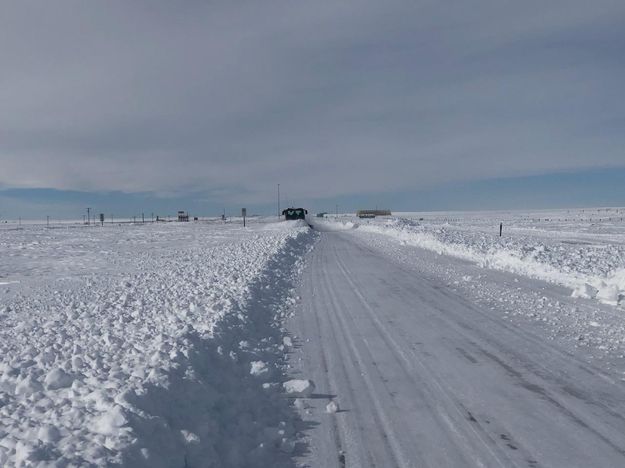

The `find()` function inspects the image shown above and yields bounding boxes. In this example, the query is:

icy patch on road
[0,222,317,467]
[356,218,625,308]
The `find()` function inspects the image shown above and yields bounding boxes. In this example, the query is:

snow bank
[0,222,317,466]
[259,219,308,230]
[356,217,625,308]
[308,219,357,232]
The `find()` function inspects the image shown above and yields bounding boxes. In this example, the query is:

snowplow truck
[282,208,308,220]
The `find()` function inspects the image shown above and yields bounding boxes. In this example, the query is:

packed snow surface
[288,225,625,468]
[0,219,315,467]
[319,208,625,308]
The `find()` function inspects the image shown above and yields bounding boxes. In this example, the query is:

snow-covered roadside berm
[0,220,316,467]
[365,217,625,307]
[316,209,625,308]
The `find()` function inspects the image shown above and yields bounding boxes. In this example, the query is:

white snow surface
[288,223,625,468]
[0,220,316,467]
[325,401,339,414]
[282,380,315,398]
[321,208,625,308]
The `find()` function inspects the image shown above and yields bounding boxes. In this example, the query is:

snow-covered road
[3,215,625,466]
[289,231,625,468]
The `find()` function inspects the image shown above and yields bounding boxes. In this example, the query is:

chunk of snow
[71,356,84,370]
[571,283,598,299]
[326,400,339,413]
[596,285,620,306]
[37,425,61,443]
[180,429,200,445]
[279,437,296,454]
[250,360,269,376]
[14,375,43,396]
[44,368,74,390]
[92,406,128,435]
[283,379,315,397]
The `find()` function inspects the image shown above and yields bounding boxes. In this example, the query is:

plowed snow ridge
[0,221,316,467]
[349,217,625,308]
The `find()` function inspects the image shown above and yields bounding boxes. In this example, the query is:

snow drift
[0,221,317,467]
[356,217,625,308]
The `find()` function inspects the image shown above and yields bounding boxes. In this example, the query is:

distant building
[356,209,392,219]
[178,211,189,222]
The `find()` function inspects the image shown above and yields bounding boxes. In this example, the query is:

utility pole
[277,184,281,219]
[151,212,154,223]
[47,216,49,228]
[142,212,145,224]
[86,207,91,225]
[336,204,338,217]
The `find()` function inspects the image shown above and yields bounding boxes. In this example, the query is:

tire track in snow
[340,231,625,465]
[300,247,353,467]
[354,234,625,451]
[315,244,403,468]
[294,231,625,467]
[332,243,511,468]
[405,283,625,459]
[354,231,621,387]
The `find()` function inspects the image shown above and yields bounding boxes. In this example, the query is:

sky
[1,0,624,218]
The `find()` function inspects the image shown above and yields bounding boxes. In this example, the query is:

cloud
[1,0,624,205]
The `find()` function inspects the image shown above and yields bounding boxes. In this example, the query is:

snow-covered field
[3,208,625,467]
[0,220,316,467]
[315,207,625,309]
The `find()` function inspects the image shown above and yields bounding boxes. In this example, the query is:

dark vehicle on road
[282,208,308,220]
